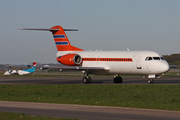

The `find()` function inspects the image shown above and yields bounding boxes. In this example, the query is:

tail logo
[55,41,69,45]
[53,35,66,38]
[54,34,69,45]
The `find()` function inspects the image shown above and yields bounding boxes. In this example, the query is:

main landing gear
[82,73,92,84]
[148,79,154,84]
[82,76,92,84]
[113,75,123,83]
[82,73,123,84]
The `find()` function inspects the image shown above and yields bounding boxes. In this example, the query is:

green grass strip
[0,84,180,111]
[0,112,79,120]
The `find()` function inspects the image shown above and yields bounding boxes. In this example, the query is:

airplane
[4,62,37,75]
[19,25,169,84]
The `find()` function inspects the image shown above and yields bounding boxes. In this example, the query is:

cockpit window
[149,57,153,60]
[145,57,153,61]
[153,57,160,60]
[145,57,148,61]
[145,56,163,61]
[160,57,165,60]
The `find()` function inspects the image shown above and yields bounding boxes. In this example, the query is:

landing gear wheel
[82,77,89,84]
[82,77,92,84]
[113,76,123,83]
[88,77,92,83]
[148,79,154,84]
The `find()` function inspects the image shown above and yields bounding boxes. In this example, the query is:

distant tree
[163,54,180,67]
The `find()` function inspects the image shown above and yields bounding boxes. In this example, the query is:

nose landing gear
[148,79,154,84]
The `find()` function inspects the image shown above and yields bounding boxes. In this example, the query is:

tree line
[163,54,180,67]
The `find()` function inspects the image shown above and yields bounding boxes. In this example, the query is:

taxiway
[0,101,180,120]
[0,76,179,84]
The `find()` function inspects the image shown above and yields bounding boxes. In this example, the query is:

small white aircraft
[4,62,37,75]
[19,26,169,84]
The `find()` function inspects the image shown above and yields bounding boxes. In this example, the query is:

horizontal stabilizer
[169,65,178,68]
[19,25,83,51]
[18,28,78,31]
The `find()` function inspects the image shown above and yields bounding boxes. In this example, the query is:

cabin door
[136,56,142,69]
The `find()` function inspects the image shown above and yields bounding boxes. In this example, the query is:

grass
[0,112,79,120]
[0,84,180,111]
[164,71,180,77]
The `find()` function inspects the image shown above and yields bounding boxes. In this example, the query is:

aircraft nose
[159,61,169,73]
[4,72,9,75]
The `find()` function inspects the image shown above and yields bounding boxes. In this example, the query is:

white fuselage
[4,70,30,75]
[57,50,169,76]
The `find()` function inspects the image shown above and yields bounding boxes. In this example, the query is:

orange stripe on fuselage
[82,58,133,62]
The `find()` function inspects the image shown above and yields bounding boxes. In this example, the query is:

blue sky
[0,0,180,64]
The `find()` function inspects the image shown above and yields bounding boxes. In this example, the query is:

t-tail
[19,25,84,52]
[51,26,83,51]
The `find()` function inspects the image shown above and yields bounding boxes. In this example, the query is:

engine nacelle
[57,54,82,66]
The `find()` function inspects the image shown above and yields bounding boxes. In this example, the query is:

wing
[169,65,178,68]
[36,65,105,71]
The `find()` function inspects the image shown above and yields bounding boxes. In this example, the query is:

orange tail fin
[19,25,84,52]
[51,25,84,51]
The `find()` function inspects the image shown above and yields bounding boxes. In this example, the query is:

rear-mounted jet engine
[57,54,82,66]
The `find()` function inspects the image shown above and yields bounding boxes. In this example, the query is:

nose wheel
[148,79,154,84]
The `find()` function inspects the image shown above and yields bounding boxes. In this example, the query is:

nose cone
[159,61,169,73]
[4,71,10,75]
